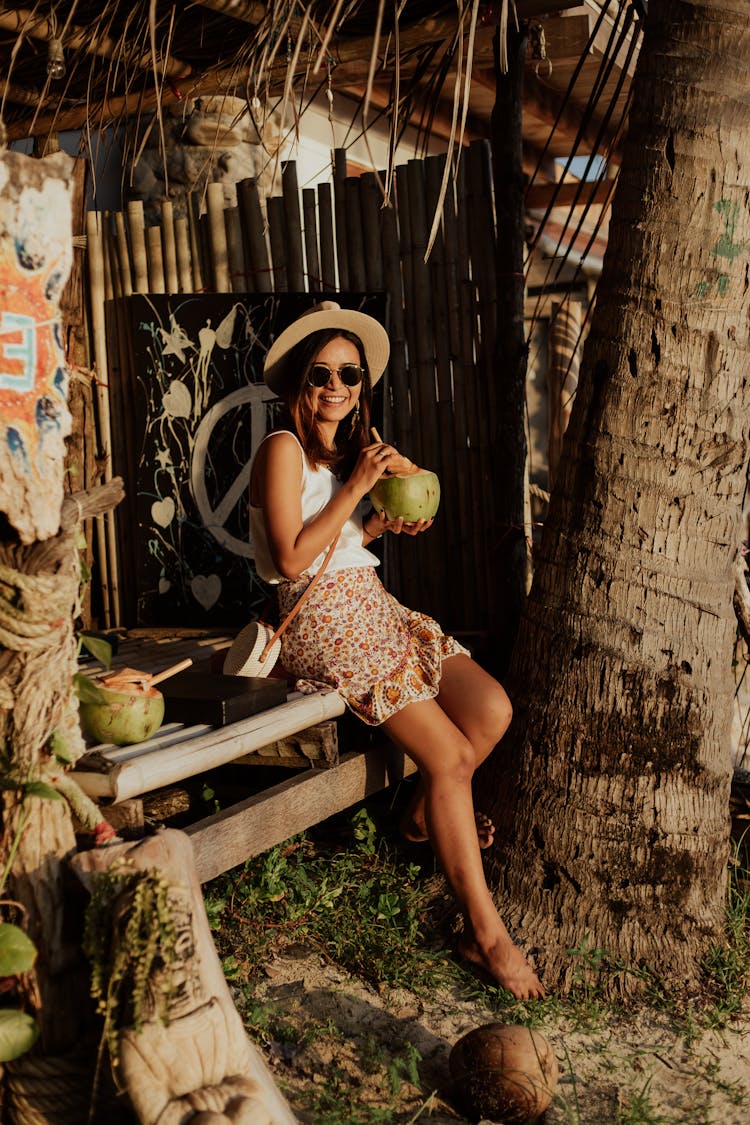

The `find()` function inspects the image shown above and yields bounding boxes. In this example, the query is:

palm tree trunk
[486,0,750,994]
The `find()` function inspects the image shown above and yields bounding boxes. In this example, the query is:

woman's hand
[367,509,434,538]
[349,441,407,497]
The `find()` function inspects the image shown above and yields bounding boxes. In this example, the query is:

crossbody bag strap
[260,532,341,661]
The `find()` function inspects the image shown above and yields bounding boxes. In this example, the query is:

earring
[348,402,360,436]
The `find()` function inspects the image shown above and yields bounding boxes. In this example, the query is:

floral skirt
[277,566,469,726]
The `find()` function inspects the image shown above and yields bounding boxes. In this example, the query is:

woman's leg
[400,655,511,847]
[383,695,544,1000]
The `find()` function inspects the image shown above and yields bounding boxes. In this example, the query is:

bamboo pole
[237,178,271,293]
[161,201,179,295]
[359,172,383,292]
[455,156,491,617]
[225,203,245,293]
[466,141,498,423]
[344,177,366,291]
[333,149,349,290]
[406,158,441,617]
[282,162,305,291]
[101,212,115,300]
[380,202,410,454]
[317,181,337,291]
[425,154,465,626]
[441,161,479,627]
[302,187,321,293]
[206,181,230,292]
[127,200,149,293]
[267,196,288,291]
[175,216,193,293]
[146,226,166,293]
[85,210,121,626]
[114,211,133,298]
[187,192,205,292]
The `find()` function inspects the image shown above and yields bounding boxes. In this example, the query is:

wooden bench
[73,630,416,882]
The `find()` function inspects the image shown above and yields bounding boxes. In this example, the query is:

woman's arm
[255,433,400,578]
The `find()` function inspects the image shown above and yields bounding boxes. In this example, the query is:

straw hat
[263,300,390,394]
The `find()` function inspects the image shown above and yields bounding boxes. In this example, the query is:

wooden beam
[0,7,191,80]
[186,745,418,882]
[526,177,616,209]
[194,0,266,21]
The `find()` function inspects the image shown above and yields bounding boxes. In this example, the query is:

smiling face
[307,335,363,437]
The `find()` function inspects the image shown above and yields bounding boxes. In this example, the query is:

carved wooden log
[71,828,297,1125]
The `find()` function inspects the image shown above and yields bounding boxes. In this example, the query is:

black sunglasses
[307,362,364,388]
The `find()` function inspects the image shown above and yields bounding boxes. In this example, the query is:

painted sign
[0,150,74,544]
[120,292,385,626]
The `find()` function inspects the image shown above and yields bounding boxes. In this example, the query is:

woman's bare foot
[401,806,495,849]
[457,931,546,1000]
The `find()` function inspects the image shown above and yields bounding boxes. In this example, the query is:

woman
[249,301,543,1000]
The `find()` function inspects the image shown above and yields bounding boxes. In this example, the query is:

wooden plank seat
[73,630,417,881]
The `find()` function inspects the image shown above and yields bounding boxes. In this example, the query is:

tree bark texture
[485,0,750,995]
[489,20,530,674]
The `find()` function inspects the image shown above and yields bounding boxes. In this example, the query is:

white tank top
[249,430,380,584]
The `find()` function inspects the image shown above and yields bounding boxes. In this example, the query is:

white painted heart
[191,573,221,611]
[162,380,192,418]
[151,497,175,528]
[158,577,171,595]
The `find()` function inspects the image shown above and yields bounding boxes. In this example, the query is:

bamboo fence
[90,143,503,639]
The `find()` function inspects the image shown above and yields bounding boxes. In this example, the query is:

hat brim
[264,304,390,394]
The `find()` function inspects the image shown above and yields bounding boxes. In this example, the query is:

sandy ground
[250,943,750,1124]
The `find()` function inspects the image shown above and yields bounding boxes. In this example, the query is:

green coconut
[369,469,440,523]
[79,684,165,747]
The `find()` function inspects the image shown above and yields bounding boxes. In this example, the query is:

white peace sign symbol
[190,383,275,558]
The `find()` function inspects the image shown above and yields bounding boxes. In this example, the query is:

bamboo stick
[225,203,245,293]
[425,154,464,625]
[333,149,349,290]
[441,160,478,626]
[114,211,133,297]
[380,202,409,449]
[405,158,441,617]
[267,195,288,291]
[186,192,205,292]
[85,210,120,626]
[127,200,149,293]
[161,201,179,295]
[359,172,384,291]
[455,156,491,618]
[146,226,166,293]
[302,187,321,293]
[101,211,115,300]
[207,181,230,292]
[392,167,418,611]
[175,216,193,293]
[317,182,337,291]
[282,162,305,291]
[344,177,366,291]
[237,178,271,293]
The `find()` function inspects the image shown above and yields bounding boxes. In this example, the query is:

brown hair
[278,328,373,479]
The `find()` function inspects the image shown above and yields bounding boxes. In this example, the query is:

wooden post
[114,210,133,297]
[344,176,366,291]
[186,192,205,292]
[359,171,384,292]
